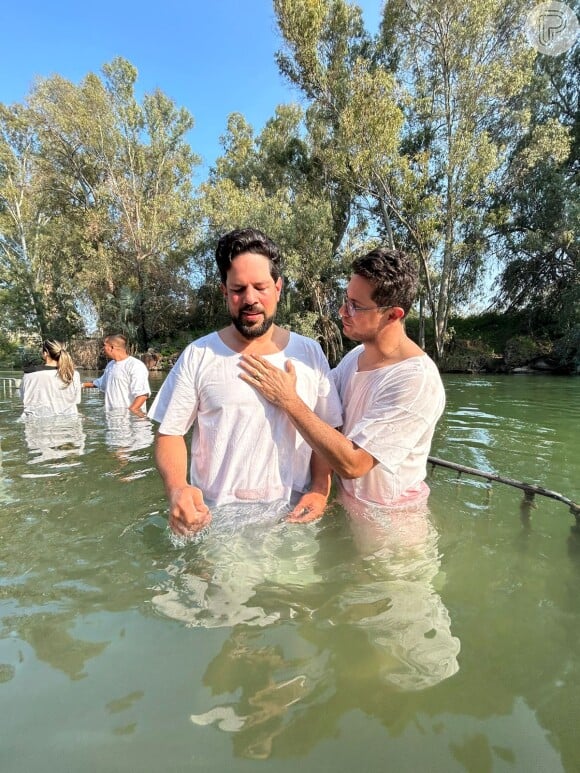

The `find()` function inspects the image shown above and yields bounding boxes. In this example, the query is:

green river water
[0,371,579,772]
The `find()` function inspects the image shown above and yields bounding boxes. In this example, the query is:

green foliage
[554,326,580,372]
[446,311,533,353]
[503,335,551,368]
[1,57,201,350]
[440,340,496,374]
[195,95,351,360]
[14,345,43,371]
[493,41,578,339]
[0,330,18,364]
[272,0,538,362]
[408,310,577,371]
[0,22,575,371]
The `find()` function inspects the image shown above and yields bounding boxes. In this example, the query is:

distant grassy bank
[406,311,580,374]
[2,311,579,375]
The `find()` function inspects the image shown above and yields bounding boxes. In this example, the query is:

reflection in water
[154,496,460,759]
[103,410,155,477]
[339,491,460,691]
[0,438,8,505]
[10,613,108,681]
[153,501,321,628]
[21,415,86,465]
[2,375,579,770]
[104,410,154,455]
[191,628,327,760]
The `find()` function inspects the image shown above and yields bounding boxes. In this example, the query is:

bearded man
[149,228,342,535]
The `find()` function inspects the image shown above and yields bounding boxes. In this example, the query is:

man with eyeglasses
[240,247,445,508]
[148,228,342,536]
[82,334,151,417]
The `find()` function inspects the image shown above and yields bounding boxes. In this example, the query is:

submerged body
[150,331,341,508]
[333,348,445,505]
[20,341,82,420]
[152,228,341,535]
[20,367,82,418]
[93,356,151,412]
[240,248,446,507]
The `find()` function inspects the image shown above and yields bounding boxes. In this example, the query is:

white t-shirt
[332,348,445,506]
[149,331,343,507]
[19,367,82,418]
[93,356,151,411]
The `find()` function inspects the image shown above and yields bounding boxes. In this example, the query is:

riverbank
[2,309,578,375]
[407,312,580,375]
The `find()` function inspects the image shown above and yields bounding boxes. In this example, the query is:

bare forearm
[239,353,374,479]
[284,395,371,479]
[309,451,332,496]
[154,433,189,496]
[129,394,148,414]
[154,432,211,534]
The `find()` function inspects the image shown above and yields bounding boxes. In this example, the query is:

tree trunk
[418,293,425,350]
[378,187,395,249]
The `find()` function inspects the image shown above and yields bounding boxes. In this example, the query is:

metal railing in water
[0,377,21,396]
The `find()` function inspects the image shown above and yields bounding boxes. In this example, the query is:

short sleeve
[73,371,82,404]
[312,347,343,428]
[128,360,151,399]
[148,347,199,434]
[347,359,445,472]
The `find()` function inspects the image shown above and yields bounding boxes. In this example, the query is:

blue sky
[1,0,383,177]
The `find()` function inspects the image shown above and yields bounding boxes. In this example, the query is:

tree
[494,41,579,337]
[31,58,202,348]
[196,106,346,362]
[0,103,83,339]
[274,0,537,361]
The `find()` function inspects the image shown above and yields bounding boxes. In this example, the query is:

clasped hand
[168,485,212,535]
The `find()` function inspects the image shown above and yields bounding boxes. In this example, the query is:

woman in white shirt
[19,340,82,418]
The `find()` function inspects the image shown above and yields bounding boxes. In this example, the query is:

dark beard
[231,311,275,339]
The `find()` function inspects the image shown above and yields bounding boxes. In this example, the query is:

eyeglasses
[341,296,392,317]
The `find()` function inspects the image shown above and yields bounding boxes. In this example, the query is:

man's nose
[243,287,259,305]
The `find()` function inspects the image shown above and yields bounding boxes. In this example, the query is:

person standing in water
[19,340,82,418]
[240,247,445,508]
[83,334,151,417]
[148,227,342,536]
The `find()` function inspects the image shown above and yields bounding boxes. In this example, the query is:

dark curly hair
[351,248,418,315]
[215,228,282,283]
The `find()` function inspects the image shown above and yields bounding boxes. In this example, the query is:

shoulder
[23,367,53,380]
[122,356,149,374]
[166,334,225,381]
[380,355,444,405]
[287,332,326,359]
[334,345,362,373]
[176,333,222,363]
[393,354,442,382]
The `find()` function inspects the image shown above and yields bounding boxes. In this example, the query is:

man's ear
[389,306,405,321]
[275,277,283,299]
[220,283,227,298]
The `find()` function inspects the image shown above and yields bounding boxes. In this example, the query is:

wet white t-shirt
[332,348,445,506]
[93,356,151,411]
[20,368,82,418]
[149,332,343,507]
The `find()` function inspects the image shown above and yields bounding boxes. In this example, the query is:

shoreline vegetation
[405,314,580,375]
[3,310,579,375]
[1,14,577,374]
